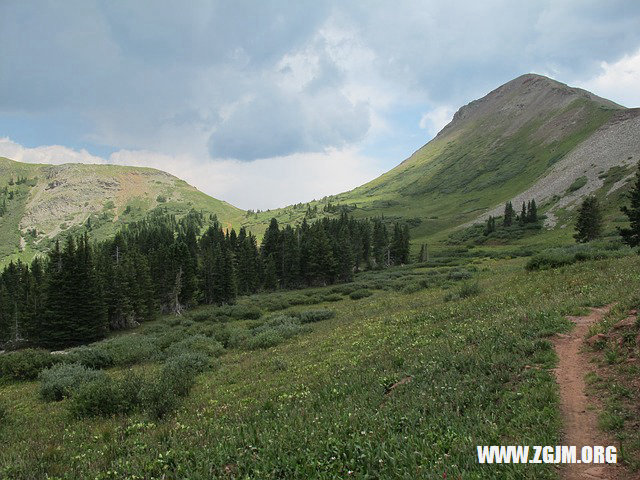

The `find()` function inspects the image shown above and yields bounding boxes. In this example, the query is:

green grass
[2,253,639,478]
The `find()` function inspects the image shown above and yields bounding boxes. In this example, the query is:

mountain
[244,74,639,242]
[0,157,244,265]
[3,74,638,264]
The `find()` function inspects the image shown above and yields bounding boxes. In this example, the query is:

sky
[1,1,640,210]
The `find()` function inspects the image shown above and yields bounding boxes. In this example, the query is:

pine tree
[372,219,389,268]
[263,254,278,290]
[503,201,514,227]
[484,216,496,235]
[519,202,527,226]
[574,196,603,243]
[527,199,538,223]
[619,163,640,247]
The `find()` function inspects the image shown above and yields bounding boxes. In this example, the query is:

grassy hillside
[0,157,244,266]
[2,250,639,478]
[241,75,637,248]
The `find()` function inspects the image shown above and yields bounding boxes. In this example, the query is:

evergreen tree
[574,196,603,243]
[619,163,640,247]
[484,216,496,235]
[527,199,538,223]
[263,254,278,290]
[372,219,389,268]
[503,201,514,227]
[280,226,300,288]
[519,202,527,226]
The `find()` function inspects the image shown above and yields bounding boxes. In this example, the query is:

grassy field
[2,251,639,479]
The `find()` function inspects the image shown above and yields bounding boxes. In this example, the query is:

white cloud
[579,48,640,108]
[0,138,103,165]
[419,106,456,137]
[0,138,383,210]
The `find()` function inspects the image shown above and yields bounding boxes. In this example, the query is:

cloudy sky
[2,1,640,209]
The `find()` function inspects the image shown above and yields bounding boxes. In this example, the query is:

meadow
[2,248,639,479]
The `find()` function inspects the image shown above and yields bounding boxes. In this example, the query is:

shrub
[331,284,357,295]
[525,250,575,271]
[68,377,120,418]
[349,289,373,300]
[93,335,156,366]
[295,309,335,323]
[68,374,143,418]
[66,347,114,369]
[39,363,107,402]
[160,353,209,397]
[401,282,422,294]
[152,330,189,352]
[163,335,224,360]
[141,379,179,420]
[321,293,343,302]
[245,330,285,350]
[0,349,60,381]
[190,312,212,323]
[567,176,588,193]
[245,316,309,350]
[0,400,7,424]
[458,281,481,299]
[262,297,290,312]
[447,269,472,281]
[115,373,144,413]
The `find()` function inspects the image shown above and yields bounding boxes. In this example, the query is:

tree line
[0,211,410,349]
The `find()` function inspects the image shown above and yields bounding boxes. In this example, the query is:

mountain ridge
[0,156,244,265]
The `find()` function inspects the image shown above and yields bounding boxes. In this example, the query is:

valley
[1,74,640,479]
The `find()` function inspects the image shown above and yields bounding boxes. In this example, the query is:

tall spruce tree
[527,199,538,223]
[503,201,514,227]
[519,202,527,226]
[574,196,603,243]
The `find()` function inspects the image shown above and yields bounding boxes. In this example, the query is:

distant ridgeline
[0,210,410,349]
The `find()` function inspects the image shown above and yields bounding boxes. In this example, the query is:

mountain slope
[0,157,244,264]
[244,74,637,242]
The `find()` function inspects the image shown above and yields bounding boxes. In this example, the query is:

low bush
[115,373,144,414]
[401,282,423,294]
[66,347,114,370]
[321,293,343,302]
[525,244,629,271]
[245,316,309,350]
[262,297,290,312]
[39,363,107,402]
[93,335,156,366]
[160,353,209,397]
[68,377,121,418]
[349,289,373,300]
[295,309,335,323]
[0,399,7,424]
[0,349,60,381]
[68,374,143,418]
[141,379,179,420]
[526,250,574,271]
[163,335,224,360]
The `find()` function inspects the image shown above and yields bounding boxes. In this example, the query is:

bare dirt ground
[553,305,629,479]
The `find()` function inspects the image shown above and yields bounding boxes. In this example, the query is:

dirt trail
[554,304,624,479]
